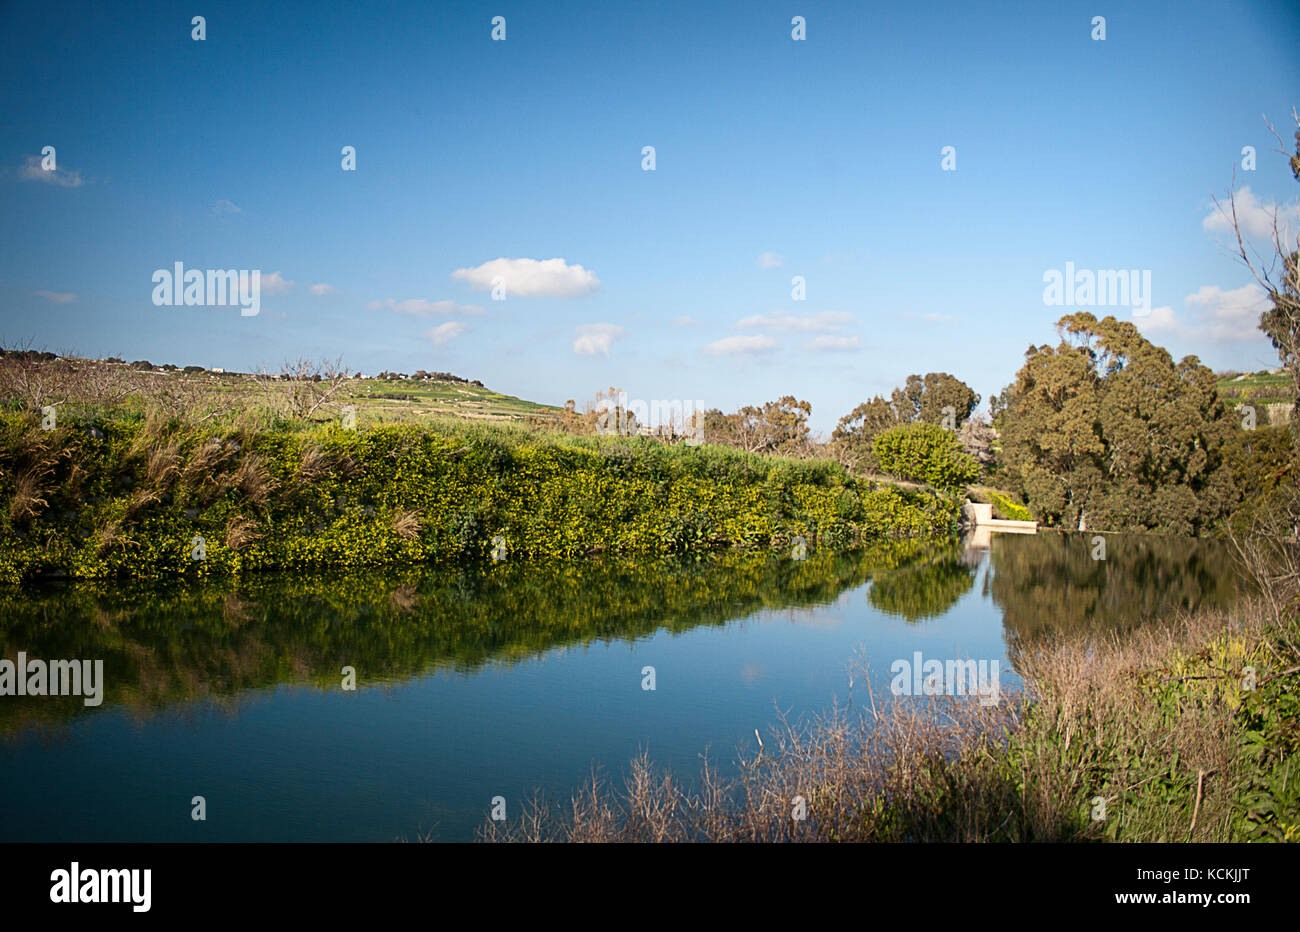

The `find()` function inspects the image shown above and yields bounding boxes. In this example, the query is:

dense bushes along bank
[0,412,962,583]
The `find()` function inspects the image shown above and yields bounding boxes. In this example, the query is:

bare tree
[256,356,351,421]
[1215,107,1300,442]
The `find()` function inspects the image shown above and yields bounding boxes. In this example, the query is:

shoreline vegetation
[0,351,965,585]
[479,599,1300,843]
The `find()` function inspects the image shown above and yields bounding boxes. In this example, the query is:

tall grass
[481,597,1297,842]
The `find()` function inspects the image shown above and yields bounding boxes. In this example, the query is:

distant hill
[0,349,562,424]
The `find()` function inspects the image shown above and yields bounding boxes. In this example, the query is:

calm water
[0,532,1238,842]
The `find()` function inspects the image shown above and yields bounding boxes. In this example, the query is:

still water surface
[0,532,1238,841]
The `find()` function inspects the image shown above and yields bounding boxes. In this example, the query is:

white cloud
[735,310,854,332]
[211,199,243,216]
[573,323,625,356]
[805,335,860,352]
[757,251,785,269]
[34,290,76,303]
[1135,283,1270,343]
[18,155,83,188]
[452,257,599,298]
[1203,186,1300,239]
[427,321,466,346]
[367,298,483,315]
[1185,283,1272,339]
[1139,305,1180,334]
[672,316,699,327]
[703,334,779,356]
[261,271,294,295]
[309,283,336,296]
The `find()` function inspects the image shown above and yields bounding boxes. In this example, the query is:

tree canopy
[994,312,1237,533]
[832,372,979,473]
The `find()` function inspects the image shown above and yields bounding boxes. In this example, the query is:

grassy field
[149,366,561,425]
[0,350,563,428]
[1217,369,1292,406]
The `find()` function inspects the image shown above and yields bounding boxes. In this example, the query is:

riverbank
[481,598,1300,842]
[0,409,961,583]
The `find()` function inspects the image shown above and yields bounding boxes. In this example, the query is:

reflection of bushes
[866,546,974,622]
[990,531,1239,647]
[0,412,960,583]
[0,546,888,734]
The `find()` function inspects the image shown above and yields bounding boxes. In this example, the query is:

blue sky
[2,0,1298,432]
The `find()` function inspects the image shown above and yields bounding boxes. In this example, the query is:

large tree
[995,313,1237,534]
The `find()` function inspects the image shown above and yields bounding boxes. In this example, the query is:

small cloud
[34,290,76,304]
[805,335,859,352]
[735,310,853,332]
[1135,283,1270,343]
[452,257,599,298]
[1138,305,1180,334]
[573,323,625,356]
[703,334,779,356]
[309,283,337,296]
[672,316,699,327]
[427,321,466,346]
[756,251,785,269]
[261,271,294,295]
[211,199,243,216]
[367,298,483,315]
[18,155,83,188]
[1203,186,1300,239]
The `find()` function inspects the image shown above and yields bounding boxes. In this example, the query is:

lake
[0,531,1239,842]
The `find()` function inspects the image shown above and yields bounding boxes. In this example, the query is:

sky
[2,0,1298,433]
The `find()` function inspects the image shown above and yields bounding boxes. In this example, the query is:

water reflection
[0,533,1240,739]
[985,530,1240,648]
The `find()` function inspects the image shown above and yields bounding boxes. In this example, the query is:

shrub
[872,423,981,491]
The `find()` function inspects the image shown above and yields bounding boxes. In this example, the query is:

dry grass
[479,596,1292,844]
[231,452,274,508]
[391,508,423,541]
[9,463,54,523]
[223,515,263,552]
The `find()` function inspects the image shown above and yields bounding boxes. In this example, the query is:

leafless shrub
[256,357,351,421]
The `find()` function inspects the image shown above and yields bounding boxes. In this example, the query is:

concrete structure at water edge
[961,501,1037,553]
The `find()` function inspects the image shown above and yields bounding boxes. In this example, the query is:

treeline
[642,317,1293,534]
